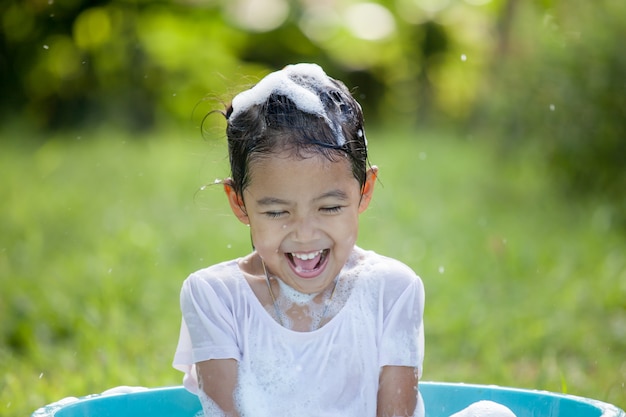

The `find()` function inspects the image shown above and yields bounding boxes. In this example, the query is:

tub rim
[31,381,626,417]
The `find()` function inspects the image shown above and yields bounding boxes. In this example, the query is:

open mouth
[286,249,329,277]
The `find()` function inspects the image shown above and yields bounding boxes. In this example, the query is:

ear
[223,179,250,225]
[358,166,378,214]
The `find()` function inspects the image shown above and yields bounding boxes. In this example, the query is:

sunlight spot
[345,3,396,41]
[299,5,340,43]
[73,7,112,50]
[463,0,492,5]
[415,0,451,14]
[226,0,289,32]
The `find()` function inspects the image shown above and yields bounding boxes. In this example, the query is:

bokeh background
[1,0,624,415]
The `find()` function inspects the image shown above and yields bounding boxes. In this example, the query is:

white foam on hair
[230,63,346,146]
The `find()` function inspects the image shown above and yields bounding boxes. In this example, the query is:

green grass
[1,126,624,416]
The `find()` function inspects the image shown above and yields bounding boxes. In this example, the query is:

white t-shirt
[173,247,425,417]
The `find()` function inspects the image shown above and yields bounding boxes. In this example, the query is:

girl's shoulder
[350,246,421,286]
[182,258,245,297]
[188,258,240,280]
[346,247,424,315]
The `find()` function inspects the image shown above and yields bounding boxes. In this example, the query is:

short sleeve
[378,273,425,378]
[172,270,242,393]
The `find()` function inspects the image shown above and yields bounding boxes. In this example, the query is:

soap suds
[230,63,348,146]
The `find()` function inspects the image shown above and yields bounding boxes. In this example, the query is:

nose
[291,213,319,243]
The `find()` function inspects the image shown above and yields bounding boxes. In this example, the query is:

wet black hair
[224,69,368,197]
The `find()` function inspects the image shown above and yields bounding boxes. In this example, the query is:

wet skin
[224,150,377,295]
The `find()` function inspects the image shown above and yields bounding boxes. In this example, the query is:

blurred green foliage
[1,0,624,221]
[473,0,626,227]
[0,0,505,130]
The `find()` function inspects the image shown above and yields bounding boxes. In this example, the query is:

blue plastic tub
[32,382,625,417]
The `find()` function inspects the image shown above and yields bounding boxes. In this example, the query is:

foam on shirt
[230,63,347,146]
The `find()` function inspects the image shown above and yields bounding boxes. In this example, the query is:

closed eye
[264,211,288,219]
[320,206,343,214]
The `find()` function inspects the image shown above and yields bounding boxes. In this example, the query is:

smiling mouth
[286,249,329,275]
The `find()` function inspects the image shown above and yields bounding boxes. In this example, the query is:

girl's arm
[196,359,240,417]
[377,365,419,417]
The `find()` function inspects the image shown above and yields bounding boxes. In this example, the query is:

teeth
[292,250,322,260]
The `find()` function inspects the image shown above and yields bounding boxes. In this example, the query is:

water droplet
[438,266,445,274]
[227,244,232,249]
[461,54,467,61]
[172,93,177,97]
[549,104,555,111]
[419,152,427,160]
[39,372,44,379]
[43,45,49,50]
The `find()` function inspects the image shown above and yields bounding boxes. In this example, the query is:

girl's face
[226,151,377,294]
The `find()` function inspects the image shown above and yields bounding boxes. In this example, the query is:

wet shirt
[173,247,425,417]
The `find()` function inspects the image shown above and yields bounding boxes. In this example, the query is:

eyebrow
[256,190,349,206]
[314,190,350,202]
[256,197,290,206]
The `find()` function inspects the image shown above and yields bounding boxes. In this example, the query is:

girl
[173,64,515,417]
[174,63,424,417]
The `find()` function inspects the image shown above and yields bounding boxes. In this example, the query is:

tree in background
[474,0,626,226]
[0,0,501,131]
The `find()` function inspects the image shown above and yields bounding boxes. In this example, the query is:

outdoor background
[1,0,625,415]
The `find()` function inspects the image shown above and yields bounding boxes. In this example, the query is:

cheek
[330,216,359,239]
[250,224,283,248]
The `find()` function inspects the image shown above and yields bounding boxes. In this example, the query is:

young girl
[173,64,515,417]
[173,64,424,416]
